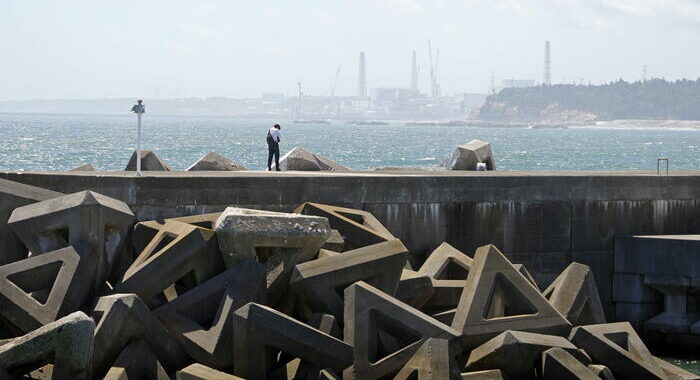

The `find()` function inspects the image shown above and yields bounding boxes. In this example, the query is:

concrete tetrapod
[102,339,171,380]
[116,220,224,308]
[125,150,172,171]
[540,347,601,380]
[177,363,245,380]
[290,239,409,322]
[8,190,135,308]
[215,207,330,305]
[343,281,462,380]
[464,330,579,380]
[451,245,570,348]
[444,140,495,171]
[418,243,473,321]
[460,370,509,380]
[393,338,461,380]
[294,203,395,250]
[186,152,246,171]
[91,294,190,379]
[543,262,606,326]
[0,178,63,266]
[568,322,667,380]
[276,147,350,171]
[0,247,81,333]
[232,302,353,380]
[643,274,696,334]
[0,311,94,380]
[394,269,434,310]
[154,260,267,370]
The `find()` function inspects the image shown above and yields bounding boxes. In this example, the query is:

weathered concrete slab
[291,239,408,321]
[0,247,81,333]
[543,262,606,326]
[451,245,570,348]
[125,150,172,171]
[154,260,266,370]
[117,219,223,308]
[393,338,460,380]
[8,190,135,309]
[186,152,246,172]
[444,140,495,171]
[465,330,578,380]
[277,147,350,171]
[102,339,171,380]
[0,312,93,380]
[91,294,190,379]
[569,322,667,380]
[232,302,352,379]
[343,281,461,380]
[540,347,600,380]
[215,207,330,304]
[0,178,63,266]
[643,274,696,334]
[177,363,245,380]
[295,203,395,250]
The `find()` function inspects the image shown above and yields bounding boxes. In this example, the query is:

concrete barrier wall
[2,170,700,319]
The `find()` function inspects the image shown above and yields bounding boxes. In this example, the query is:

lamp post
[131,99,145,176]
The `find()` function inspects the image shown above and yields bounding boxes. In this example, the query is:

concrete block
[0,247,81,333]
[177,363,244,380]
[569,321,667,380]
[102,339,170,380]
[322,230,345,252]
[451,245,570,348]
[654,356,700,380]
[295,203,395,250]
[186,152,246,171]
[215,207,330,305]
[233,302,352,380]
[68,163,96,171]
[394,269,434,309]
[543,262,606,326]
[643,274,696,334]
[276,147,350,171]
[465,330,578,380]
[291,239,408,322]
[154,260,266,370]
[343,281,461,380]
[8,190,135,307]
[0,311,94,380]
[309,313,342,339]
[91,294,190,379]
[393,338,460,380]
[444,140,495,171]
[125,150,172,171]
[116,220,224,308]
[586,365,614,380]
[614,235,700,277]
[460,370,508,379]
[571,250,614,319]
[418,242,472,281]
[512,264,540,291]
[0,178,62,266]
[613,273,662,303]
[540,347,600,380]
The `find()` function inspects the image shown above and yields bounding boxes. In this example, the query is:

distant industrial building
[501,79,536,89]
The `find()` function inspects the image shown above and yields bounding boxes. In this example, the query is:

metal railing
[657,158,669,175]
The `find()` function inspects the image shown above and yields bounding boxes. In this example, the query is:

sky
[1,0,700,100]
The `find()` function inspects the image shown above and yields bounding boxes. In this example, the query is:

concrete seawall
[2,170,699,319]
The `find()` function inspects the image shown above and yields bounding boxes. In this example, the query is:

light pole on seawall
[131,99,146,176]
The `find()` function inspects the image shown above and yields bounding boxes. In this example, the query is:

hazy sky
[2,0,699,100]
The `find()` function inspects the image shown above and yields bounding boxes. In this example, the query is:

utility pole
[297,82,303,120]
[130,99,145,176]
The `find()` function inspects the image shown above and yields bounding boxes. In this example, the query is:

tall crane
[428,40,441,100]
[330,65,341,97]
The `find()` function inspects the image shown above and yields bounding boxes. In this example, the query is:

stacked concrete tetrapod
[0,185,698,380]
[276,147,351,171]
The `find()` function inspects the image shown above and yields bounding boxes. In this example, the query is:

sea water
[0,113,698,171]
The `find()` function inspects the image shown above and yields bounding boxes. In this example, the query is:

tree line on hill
[477,78,700,122]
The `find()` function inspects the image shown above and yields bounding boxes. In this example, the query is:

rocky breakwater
[0,180,696,380]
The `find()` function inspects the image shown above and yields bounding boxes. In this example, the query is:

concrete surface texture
[0,177,696,379]
[125,150,172,171]
[276,147,351,171]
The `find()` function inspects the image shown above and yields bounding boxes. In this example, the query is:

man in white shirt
[267,124,282,171]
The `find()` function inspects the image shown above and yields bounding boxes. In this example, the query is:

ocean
[0,113,698,171]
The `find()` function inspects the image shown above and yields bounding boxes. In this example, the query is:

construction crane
[428,39,441,100]
[330,65,341,97]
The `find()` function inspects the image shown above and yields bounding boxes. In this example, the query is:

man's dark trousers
[268,142,280,171]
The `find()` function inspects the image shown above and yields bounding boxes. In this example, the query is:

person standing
[267,124,282,171]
